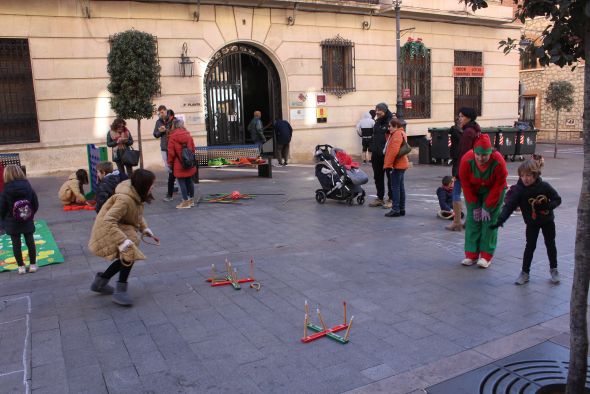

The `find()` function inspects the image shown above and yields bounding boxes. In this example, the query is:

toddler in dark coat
[95,161,127,214]
[492,159,561,285]
[436,176,454,219]
[0,165,39,274]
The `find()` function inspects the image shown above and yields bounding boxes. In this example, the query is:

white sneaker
[461,258,476,266]
[28,264,38,273]
[18,266,26,274]
[477,258,491,269]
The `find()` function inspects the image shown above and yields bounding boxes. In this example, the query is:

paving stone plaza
[0,143,585,393]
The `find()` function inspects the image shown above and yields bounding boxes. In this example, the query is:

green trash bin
[497,127,518,159]
[428,127,451,161]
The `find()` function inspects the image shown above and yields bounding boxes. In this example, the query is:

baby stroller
[314,144,367,205]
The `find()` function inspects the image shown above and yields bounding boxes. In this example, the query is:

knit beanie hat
[375,102,389,112]
[474,134,493,154]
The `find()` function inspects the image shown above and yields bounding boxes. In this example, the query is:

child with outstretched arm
[58,169,88,206]
[491,159,561,285]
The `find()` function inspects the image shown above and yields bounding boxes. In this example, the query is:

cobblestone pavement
[0,144,584,394]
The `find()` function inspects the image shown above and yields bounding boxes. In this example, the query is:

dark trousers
[115,161,133,177]
[371,154,392,201]
[177,177,194,200]
[167,172,176,197]
[10,232,36,267]
[390,169,406,212]
[522,221,557,273]
[101,259,132,283]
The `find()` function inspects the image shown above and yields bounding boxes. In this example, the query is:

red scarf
[109,127,130,150]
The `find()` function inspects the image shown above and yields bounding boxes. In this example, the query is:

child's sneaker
[17,266,26,275]
[28,264,38,273]
[514,271,529,285]
[550,268,560,284]
[477,258,491,269]
[461,258,475,266]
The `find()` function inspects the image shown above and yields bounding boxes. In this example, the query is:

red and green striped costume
[459,150,508,261]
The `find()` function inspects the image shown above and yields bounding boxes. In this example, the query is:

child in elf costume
[458,134,508,268]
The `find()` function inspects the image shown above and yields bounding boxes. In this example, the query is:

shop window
[0,39,39,145]
[522,96,536,124]
[401,50,431,119]
[520,46,539,70]
[321,35,355,97]
[454,51,482,116]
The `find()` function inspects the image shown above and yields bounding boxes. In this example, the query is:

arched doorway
[204,43,282,146]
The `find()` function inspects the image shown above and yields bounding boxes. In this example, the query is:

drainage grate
[427,341,590,394]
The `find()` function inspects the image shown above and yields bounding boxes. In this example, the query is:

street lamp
[394,0,404,123]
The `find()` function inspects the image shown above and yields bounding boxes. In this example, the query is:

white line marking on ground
[0,370,24,377]
[0,296,31,394]
[0,317,25,325]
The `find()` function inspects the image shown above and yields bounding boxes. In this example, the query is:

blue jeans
[390,169,406,212]
[452,179,462,202]
[177,177,194,200]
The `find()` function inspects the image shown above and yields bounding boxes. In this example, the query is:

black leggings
[522,221,557,273]
[101,259,132,283]
[10,233,36,267]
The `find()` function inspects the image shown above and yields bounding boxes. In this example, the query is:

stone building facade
[0,0,520,174]
[519,17,585,142]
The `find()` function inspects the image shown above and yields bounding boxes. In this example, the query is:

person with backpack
[0,165,39,274]
[167,119,197,209]
[58,169,89,206]
[383,118,410,217]
[95,161,127,214]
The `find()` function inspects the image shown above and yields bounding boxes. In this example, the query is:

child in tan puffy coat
[58,169,88,205]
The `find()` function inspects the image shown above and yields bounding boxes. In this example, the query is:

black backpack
[181,143,196,169]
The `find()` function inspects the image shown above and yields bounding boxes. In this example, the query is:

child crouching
[437,176,455,220]
[58,169,89,205]
[0,165,39,274]
[491,159,561,285]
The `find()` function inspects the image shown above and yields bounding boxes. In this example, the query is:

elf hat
[474,134,493,154]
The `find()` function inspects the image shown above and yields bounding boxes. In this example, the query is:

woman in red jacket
[383,118,410,217]
[167,119,197,209]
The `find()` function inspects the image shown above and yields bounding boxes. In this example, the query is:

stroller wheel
[357,195,365,205]
[315,190,327,204]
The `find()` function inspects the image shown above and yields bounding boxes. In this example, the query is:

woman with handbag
[107,118,135,177]
[383,118,410,217]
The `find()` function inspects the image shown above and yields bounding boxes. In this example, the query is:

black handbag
[121,147,140,166]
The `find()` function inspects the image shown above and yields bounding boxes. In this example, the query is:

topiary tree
[107,29,161,169]
[546,81,575,159]
[463,1,588,393]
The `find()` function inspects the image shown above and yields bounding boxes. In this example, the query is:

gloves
[118,239,133,253]
[489,222,503,230]
[480,208,491,221]
[473,208,482,222]
[143,228,154,238]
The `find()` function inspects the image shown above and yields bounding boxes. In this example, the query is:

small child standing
[0,165,39,274]
[436,176,454,220]
[58,169,89,206]
[95,161,127,214]
[492,159,561,285]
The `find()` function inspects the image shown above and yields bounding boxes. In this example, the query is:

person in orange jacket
[383,118,410,217]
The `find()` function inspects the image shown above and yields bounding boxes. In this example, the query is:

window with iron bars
[321,36,355,97]
[0,39,39,145]
[520,45,539,70]
[454,51,482,116]
[401,50,431,119]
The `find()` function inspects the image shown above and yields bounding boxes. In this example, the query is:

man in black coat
[369,102,394,208]
[274,118,293,166]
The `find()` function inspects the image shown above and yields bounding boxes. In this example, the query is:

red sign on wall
[404,100,412,109]
[402,88,411,99]
[453,66,484,77]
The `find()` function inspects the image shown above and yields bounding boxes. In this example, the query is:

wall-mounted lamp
[178,42,194,77]
[362,11,372,30]
[287,4,297,26]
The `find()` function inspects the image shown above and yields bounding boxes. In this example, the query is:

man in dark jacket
[274,118,293,166]
[95,161,127,214]
[369,102,393,207]
[248,111,266,147]
[153,106,177,201]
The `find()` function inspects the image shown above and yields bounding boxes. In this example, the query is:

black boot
[112,282,133,306]
[90,273,114,295]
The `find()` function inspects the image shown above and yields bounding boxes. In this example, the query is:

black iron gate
[204,44,281,146]
[0,39,39,145]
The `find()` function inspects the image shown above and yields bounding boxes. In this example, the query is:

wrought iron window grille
[454,50,483,116]
[401,50,431,119]
[321,35,356,98]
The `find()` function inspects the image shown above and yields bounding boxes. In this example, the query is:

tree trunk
[137,119,144,169]
[566,14,590,394]
[554,110,560,159]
